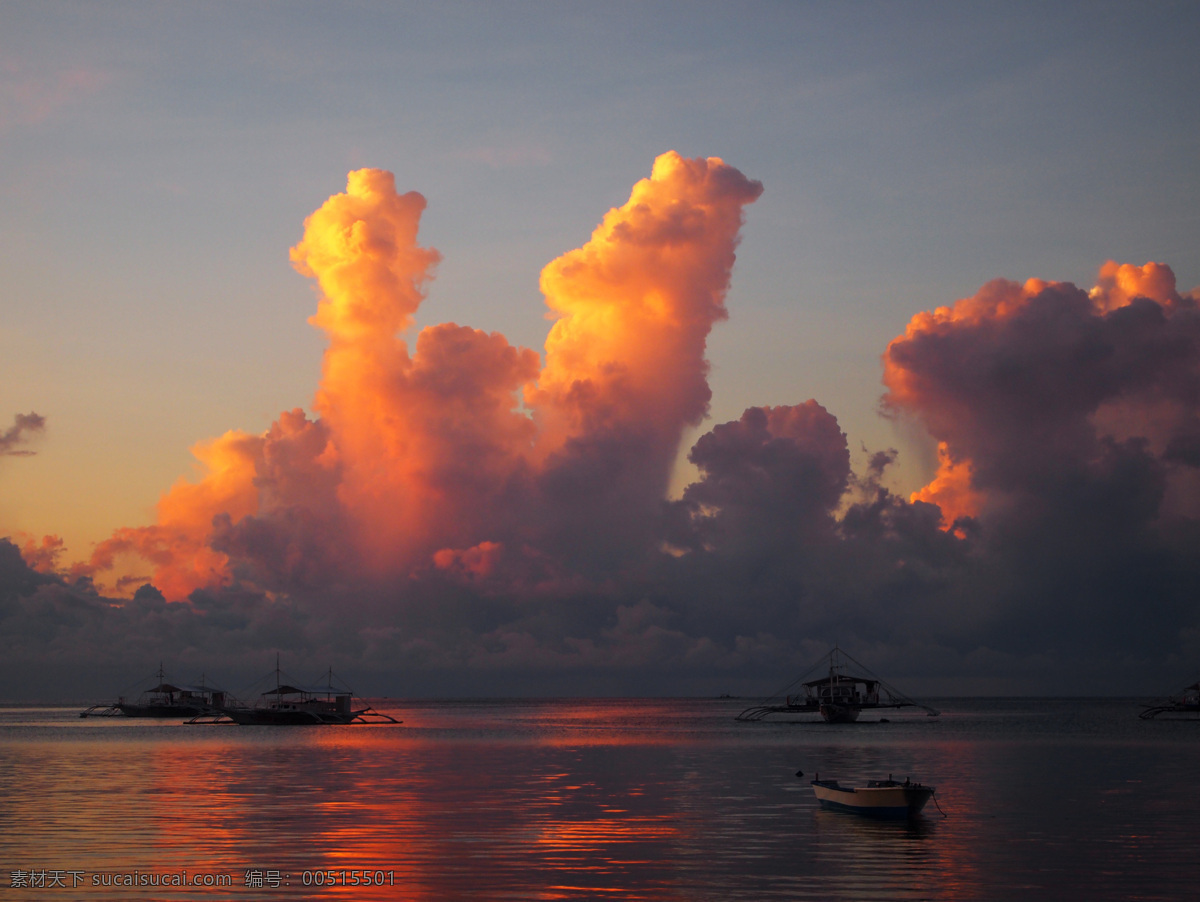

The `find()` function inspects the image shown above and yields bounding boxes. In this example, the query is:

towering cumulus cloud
[883,263,1200,654]
[528,153,764,571]
[85,153,762,599]
[286,169,539,576]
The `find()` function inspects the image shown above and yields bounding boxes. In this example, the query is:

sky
[2,1,1199,700]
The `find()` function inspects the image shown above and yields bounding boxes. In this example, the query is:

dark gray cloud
[1,412,44,456]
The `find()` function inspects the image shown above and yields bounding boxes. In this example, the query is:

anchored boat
[191,659,400,725]
[810,775,936,819]
[80,665,226,718]
[736,647,939,723]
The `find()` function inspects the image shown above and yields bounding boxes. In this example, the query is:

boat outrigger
[190,659,401,726]
[1139,679,1200,720]
[809,774,937,819]
[736,647,939,723]
[80,665,227,718]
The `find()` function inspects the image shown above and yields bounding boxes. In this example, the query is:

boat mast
[830,645,841,700]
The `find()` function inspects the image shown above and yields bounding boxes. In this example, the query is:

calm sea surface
[0,697,1195,901]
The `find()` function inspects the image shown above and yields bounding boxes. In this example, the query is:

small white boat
[811,776,935,819]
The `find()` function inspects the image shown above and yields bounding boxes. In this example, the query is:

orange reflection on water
[130,709,699,900]
[916,738,990,900]
[146,730,429,899]
[7,698,1200,900]
[532,813,680,848]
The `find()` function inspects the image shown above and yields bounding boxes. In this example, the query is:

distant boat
[192,659,400,726]
[1139,679,1200,720]
[810,775,936,819]
[736,647,939,723]
[80,664,226,719]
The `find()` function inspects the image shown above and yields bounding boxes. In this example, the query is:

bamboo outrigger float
[736,647,939,723]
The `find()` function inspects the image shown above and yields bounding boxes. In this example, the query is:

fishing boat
[736,647,939,723]
[810,775,936,819]
[192,659,400,725]
[1139,679,1200,720]
[80,665,226,718]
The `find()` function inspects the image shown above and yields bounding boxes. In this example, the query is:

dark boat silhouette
[80,664,226,719]
[1140,678,1200,720]
[191,658,400,725]
[736,647,938,723]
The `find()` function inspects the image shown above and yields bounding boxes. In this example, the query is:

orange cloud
[532,152,762,458]
[1089,260,1183,313]
[521,153,763,569]
[908,443,981,530]
[290,168,441,341]
[85,153,762,599]
[15,533,64,574]
[88,430,262,599]
[290,168,539,574]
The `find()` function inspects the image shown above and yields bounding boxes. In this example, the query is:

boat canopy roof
[262,684,350,697]
[148,682,216,695]
[802,674,878,689]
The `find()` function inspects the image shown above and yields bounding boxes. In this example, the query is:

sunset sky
[3,2,1199,699]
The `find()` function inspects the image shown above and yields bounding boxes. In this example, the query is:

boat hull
[220,705,369,726]
[819,703,860,723]
[812,780,934,819]
[117,703,209,718]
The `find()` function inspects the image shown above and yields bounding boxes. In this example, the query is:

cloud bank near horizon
[4,154,1200,697]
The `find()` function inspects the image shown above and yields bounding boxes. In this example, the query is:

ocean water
[0,697,1195,901]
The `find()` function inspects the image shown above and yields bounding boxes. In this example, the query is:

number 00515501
[301,870,396,887]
